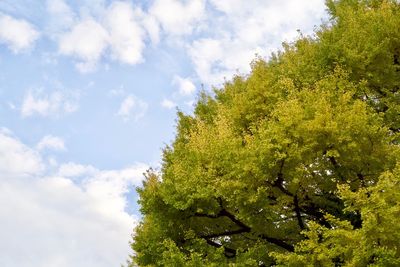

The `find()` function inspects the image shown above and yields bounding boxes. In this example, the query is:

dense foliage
[128,0,400,266]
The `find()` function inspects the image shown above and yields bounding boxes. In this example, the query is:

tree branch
[205,239,236,258]
[193,212,219,219]
[328,156,345,181]
[357,173,366,187]
[199,228,250,239]
[300,204,332,228]
[218,208,251,231]
[294,195,306,230]
[259,235,294,252]
[194,198,295,253]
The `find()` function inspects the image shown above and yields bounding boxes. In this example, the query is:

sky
[0,0,328,266]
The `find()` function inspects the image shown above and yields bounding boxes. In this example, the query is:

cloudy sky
[0,0,327,266]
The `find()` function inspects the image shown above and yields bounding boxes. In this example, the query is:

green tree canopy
[128,0,400,266]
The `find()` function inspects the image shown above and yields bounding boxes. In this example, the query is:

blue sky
[0,0,327,266]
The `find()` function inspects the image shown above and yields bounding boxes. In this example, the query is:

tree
[128,0,400,266]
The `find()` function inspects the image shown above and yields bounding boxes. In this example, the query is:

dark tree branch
[258,235,294,252]
[265,179,293,197]
[357,173,366,187]
[300,204,332,229]
[266,159,294,197]
[294,195,306,230]
[205,239,236,258]
[218,209,251,232]
[273,180,293,196]
[199,228,250,239]
[328,156,346,181]
[193,212,219,219]
[194,198,295,253]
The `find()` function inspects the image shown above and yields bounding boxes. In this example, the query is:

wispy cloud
[161,98,176,109]
[36,135,66,152]
[149,0,205,36]
[21,89,79,118]
[106,2,145,65]
[0,13,39,53]
[59,19,109,72]
[57,1,146,72]
[46,0,76,34]
[117,94,148,122]
[0,128,43,176]
[172,75,196,96]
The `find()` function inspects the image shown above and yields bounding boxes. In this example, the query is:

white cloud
[58,162,97,178]
[0,129,43,177]
[117,96,135,118]
[187,38,226,85]
[57,1,147,72]
[21,89,79,118]
[141,15,160,45]
[59,19,109,72]
[105,2,145,65]
[8,102,16,110]
[0,14,39,53]
[37,135,66,152]
[109,85,125,96]
[0,129,148,267]
[172,75,196,96]
[117,95,148,122]
[188,37,263,85]
[161,98,176,109]
[149,0,205,36]
[46,0,76,34]
[208,0,245,14]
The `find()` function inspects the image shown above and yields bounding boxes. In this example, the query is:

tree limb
[294,195,306,230]
[199,228,250,239]
[258,235,294,252]
[205,239,236,258]
[194,198,295,253]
